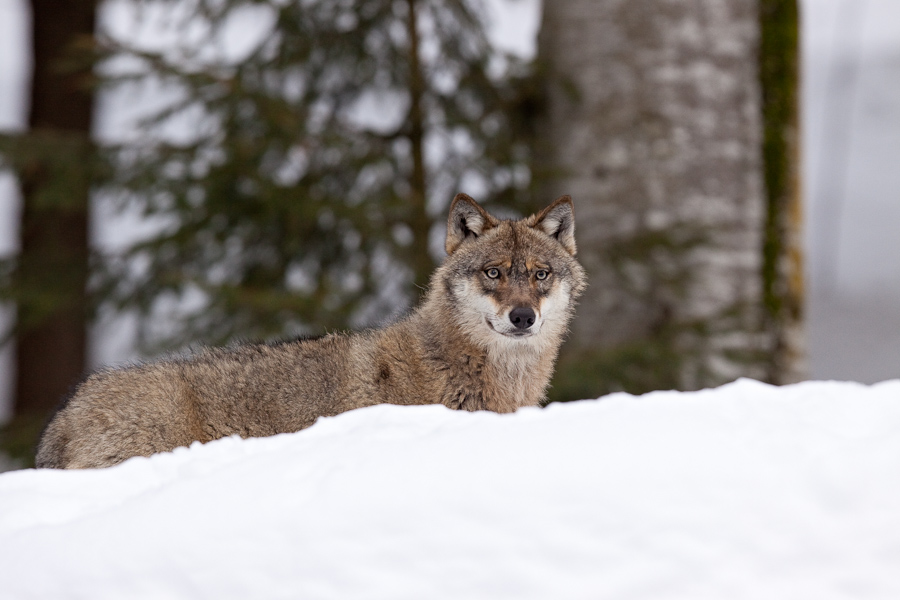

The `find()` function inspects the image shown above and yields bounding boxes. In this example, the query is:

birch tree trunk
[535,0,803,398]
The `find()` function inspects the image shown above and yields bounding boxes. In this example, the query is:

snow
[1,378,899,599]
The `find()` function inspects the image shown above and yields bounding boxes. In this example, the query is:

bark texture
[536,0,803,394]
[758,0,804,384]
[14,0,96,417]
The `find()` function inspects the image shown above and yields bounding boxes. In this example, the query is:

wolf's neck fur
[388,288,559,412]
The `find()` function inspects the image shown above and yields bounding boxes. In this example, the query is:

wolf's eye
[485,268,500,279]
[535,269,550,281]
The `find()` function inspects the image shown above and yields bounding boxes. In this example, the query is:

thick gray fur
[36,195,586,468]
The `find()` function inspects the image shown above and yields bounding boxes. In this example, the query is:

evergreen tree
[0,0,530,466]
[96,0,532,350]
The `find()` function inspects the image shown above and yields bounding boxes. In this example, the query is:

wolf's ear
[532,195,577,255]
[446,193,498,255]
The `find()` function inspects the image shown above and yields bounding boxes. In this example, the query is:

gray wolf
[36,194,587,468]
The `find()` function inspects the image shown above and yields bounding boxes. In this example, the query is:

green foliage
[0,131,98,334]
[95,0,533,350]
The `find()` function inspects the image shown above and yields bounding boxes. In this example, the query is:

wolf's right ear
[532,195,577,255]
[445,193,498,255]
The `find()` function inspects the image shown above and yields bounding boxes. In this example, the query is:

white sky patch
[482,0,542,59]
[0,0,29,133]
[344,89,409,136]
[101,0,277,66]
[211,3,279,65]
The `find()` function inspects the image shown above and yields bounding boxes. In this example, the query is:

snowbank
[1,378,899,599]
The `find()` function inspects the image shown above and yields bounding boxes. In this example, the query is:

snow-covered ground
[1,379,899,599]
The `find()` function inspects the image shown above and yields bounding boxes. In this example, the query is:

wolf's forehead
[489,221,558,263]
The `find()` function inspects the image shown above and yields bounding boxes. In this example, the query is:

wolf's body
[36,194,586,469]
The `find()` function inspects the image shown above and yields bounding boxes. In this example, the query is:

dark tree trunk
[758,0,804,384]
[405,0,433,294]
[14,0,97,418]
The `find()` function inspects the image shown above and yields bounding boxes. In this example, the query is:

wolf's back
[36,335,359,469]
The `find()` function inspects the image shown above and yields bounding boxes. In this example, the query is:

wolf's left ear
[446,193,499,255]
[532,195,577,255]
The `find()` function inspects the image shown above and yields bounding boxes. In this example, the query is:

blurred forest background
[0,0,898,468]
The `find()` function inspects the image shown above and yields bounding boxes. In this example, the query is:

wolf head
[429,193,587,351]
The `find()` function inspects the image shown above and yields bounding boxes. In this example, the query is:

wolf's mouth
[485,318,535,338]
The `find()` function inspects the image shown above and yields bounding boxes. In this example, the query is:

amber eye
[485,268,500,279]
[535,269,550,281]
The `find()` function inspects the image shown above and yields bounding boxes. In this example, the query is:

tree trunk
[758,0,804,384]
[405,0,434,294]
[535,0,803,398]
[14,0,96,418]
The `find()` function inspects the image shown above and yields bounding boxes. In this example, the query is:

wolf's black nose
[509,307,536,330]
